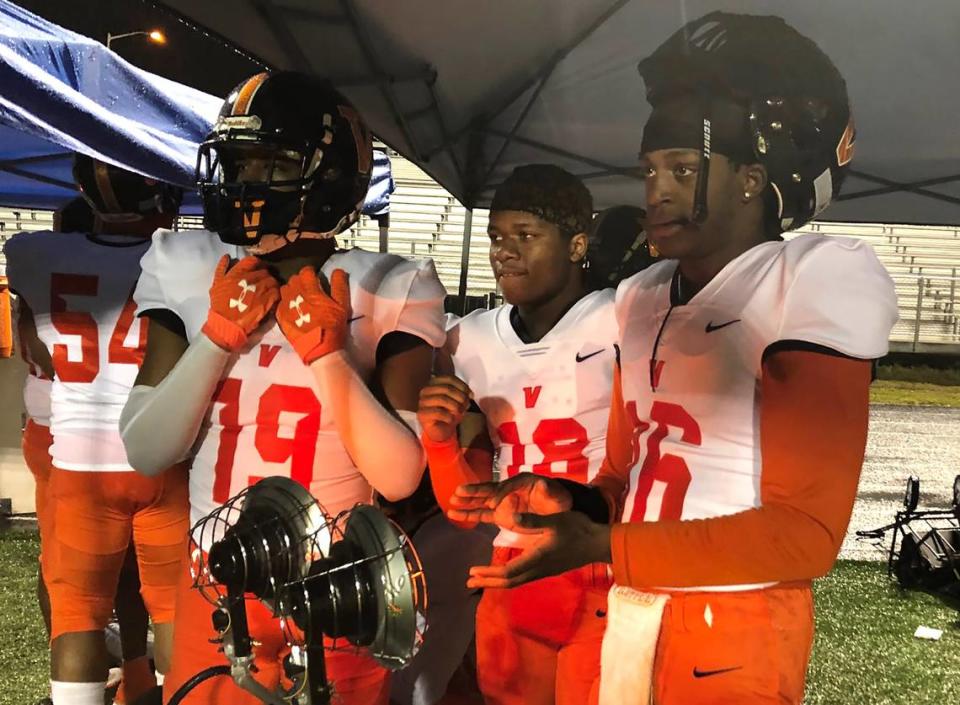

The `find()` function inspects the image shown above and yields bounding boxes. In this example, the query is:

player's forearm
[310,350,426,501]
[610,351,870,588]
[120,335,230,475]
[421,435,490,514]
[589,364,633,519]
[609,498,855,588]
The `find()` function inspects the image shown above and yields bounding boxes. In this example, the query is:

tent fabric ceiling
[0,0,221,210]
[155,0,960,225]
[0,0,394,215]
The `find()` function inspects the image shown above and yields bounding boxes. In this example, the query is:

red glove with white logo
[201,255,280,352]
[277,267,350,364]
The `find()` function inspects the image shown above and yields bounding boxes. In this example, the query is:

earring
[742,191,752,202]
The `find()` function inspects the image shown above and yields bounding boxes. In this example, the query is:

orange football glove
[277,267,350,364]
[201,255,280,352]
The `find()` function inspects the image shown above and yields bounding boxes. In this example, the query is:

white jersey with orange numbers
[445,289,618,546]
[22,373,52,427]
[4,231,152,471]
[614,234,898,590]
[134,229,447,532]
[13,297,53,426]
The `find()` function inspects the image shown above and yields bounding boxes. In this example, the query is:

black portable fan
[171,476,427,705]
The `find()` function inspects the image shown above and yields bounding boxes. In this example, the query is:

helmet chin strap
[691,99,712,224]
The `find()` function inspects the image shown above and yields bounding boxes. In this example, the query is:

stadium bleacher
[2,153,958,351]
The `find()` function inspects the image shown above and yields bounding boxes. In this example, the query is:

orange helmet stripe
[232,72,270,116]
[93,160,122,213]
[836,118,856,167]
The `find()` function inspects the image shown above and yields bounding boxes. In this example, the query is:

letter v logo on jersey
[259,344,282,368]
[523,385,542,409]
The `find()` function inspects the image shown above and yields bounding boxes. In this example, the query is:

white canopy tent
[153,0,960,296]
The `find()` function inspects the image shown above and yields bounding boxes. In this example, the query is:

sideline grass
[808,561,960,705]
[0,529,48,705]
[877,364,960,387]
[871,380,960,408]
[2,530,958,704]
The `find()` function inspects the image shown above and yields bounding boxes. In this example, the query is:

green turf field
[871,364,960,407]
[1,530,957,705]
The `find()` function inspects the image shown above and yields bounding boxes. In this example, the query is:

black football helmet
[73,154,183,222]
[638,12,854,232]
[588,205,658,287]
[197,71,373,254]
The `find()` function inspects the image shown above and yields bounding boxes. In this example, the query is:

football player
[119,71,446,705]
[4,155,187,705]
[417,164,620,705]
[450,12,898,704]
[586,205,657,289]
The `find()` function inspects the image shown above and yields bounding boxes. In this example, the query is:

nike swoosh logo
[704,319,741,333]
[692,665,743,679]
[576,349,604,363]
[348,314,366,324]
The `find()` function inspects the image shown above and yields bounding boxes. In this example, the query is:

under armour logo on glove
[290,294,311,328]
[229,279,257,313]
[202,255,280,352]
[277,266,351,364]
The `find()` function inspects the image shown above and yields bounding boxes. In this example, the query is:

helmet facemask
[198,72,372,256]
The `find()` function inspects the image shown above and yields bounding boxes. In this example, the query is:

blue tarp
[0,0,392,216]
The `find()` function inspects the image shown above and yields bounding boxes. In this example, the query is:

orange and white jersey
[135,229,446,529]
[446,289,618,544]
[614,234,897,590]
[12,296,53,427]
[22,373,52,427]
[4,231,151,471]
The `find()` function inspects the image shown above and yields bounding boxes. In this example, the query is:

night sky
[15,0,262,97]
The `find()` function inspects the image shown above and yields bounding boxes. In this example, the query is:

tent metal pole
[271,6,348,24]
[483,128,641,179]
[477,167,644,199]
[339,0,424,162]
[335,67,436,88]
[0,165,75,191]
[422,0,631,163]
[0,154,73,167]
[377,216,389,254]
[457,209,474,314]
[250,0,313,70]
[840,170,960,205]
[425,78,465,188]
[478,70,554,190]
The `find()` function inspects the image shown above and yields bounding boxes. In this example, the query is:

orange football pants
[650,582,814,704]
[22,420,53,544]
[475,546,611,705]
[42,464,189,640]
[163,553,390,705]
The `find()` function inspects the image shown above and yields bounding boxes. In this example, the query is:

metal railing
[888,272,960,350]
[4,188,960,350]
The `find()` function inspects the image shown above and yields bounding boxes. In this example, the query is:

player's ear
[740,162,768,203]
[569,231,588,264]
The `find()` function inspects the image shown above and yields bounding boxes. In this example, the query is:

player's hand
[202,255,280,352]
[465,508,612,589]
[276,267,350,364]
[447,473,573,525]
[417,375,473,445]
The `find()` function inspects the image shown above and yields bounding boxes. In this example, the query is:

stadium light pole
[106,29,167,49]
